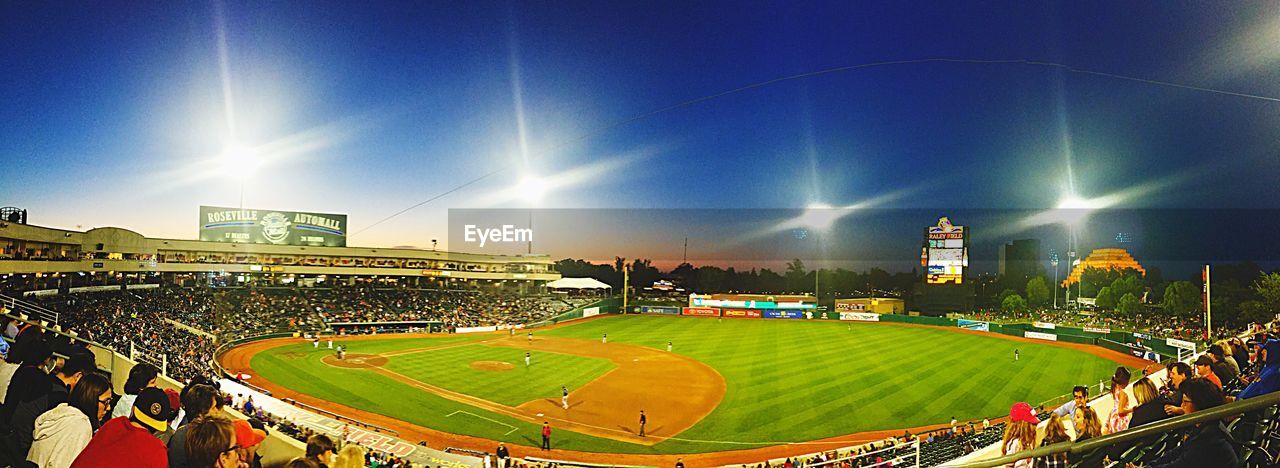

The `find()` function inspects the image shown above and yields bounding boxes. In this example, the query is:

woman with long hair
[1105,367,1133,434]
[1070,406,1104,466]
[331,444,366,468]
[27,372,112,468]
[1037,413,1071,467]
[1002,402,1039,468]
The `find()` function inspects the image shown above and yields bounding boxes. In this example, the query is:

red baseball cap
[234,419,267,448]
[1009,402,1040,424]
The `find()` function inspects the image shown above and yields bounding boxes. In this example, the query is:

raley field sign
[200,206,347,247]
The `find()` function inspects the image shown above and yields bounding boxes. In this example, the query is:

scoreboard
[922,217,968,284]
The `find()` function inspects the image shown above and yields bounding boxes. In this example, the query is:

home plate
[537,413,544,417]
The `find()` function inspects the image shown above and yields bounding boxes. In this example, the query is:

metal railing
[0,293,60,325]
[947,375,1280,467]
[279,397,401,437]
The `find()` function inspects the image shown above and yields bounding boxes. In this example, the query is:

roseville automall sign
[1083,327,1112,334]
[839,312,880,322]
[1024,331,1058,341]
[1032,321,1056,329]
[199,206,347,247]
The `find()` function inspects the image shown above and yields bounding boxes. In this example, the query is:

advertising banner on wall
[639,306,681,315]
[199,205,348,247]
[1133,332,1153,340]
[839,312,880,322]
[722,309,762,318]
[763,310,804,319]
[1083,327,1111,334]
[582,307,600,318]
[1024,331,1058,341]
[682,307,720,316]
[1032,321,1057,330]
[956,319,990,332]
[1166,337,1196,350]
[834,301,866,312]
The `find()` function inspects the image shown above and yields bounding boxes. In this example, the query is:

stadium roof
[545,277,612,290]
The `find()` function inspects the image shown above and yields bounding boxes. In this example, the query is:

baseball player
[561,386,569,409]
[327,338,333,349]
[602,333,607,344]
[639,410,647,437]
[1015,348,1020,361]
[667,341,673,352]
[313,338,319,349]
[525,351,531,367]
[528,331,533,343]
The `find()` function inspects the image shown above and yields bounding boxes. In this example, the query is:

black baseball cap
[132,387,174,432]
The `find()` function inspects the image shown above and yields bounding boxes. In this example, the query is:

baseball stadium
[2,209,1277,468]
[6,3,1280,468]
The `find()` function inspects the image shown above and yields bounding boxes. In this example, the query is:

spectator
[0,335,52,423]
[185,415,239,468]
[1207,345,1239,384]
[1000,402,1037,468]
[7,349,93,460]
[113,363,159,419]
[1129,377,1169,428]
[27,372,111,468]
[1240,336,1280,399]
[233,419,267,468]
[169,383,222,468]
[70,387,172,468]
[332,444,366,468]
[1036,413,1070,468]
[1069,406,1103,466]
[1105,367,1132,434]
[0,329,40,404]
[1194,355,1223,389]
[1164,362,1192,416]
[1052,385,1090,422]
[285,458,320,468]
[1149,378,1237,467]
[306,434,336,467]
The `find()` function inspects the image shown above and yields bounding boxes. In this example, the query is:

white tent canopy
[545,277,613,290]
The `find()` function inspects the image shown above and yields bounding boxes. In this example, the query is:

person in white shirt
[28,372,112,468]
[111,363,158,419]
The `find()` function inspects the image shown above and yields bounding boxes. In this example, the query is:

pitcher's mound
[322,354,388,369]
[470,361,515,371]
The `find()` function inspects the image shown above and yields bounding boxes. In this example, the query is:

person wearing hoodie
[112,363,159,419]
[27,372,112,468]
[5,349,94,462]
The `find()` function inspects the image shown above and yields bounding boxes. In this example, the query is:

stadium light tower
[518,174,548,254]
[800,203,837,304]
[219,142,260,209]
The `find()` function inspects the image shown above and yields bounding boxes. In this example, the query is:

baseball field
[223,314,1147,463]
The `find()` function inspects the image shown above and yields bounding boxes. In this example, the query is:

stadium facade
[0,220,559,292]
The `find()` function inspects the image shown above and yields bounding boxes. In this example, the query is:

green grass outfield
[251,315,1127,454]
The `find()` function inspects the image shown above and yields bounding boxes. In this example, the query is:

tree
[1026,277,1050,308]
[1118,293,1141,316]
[1238,300,1275,326]
[998,289,1019,306]
[1002,294,1027,313]
[1095,286,1117,311]
[1162,281,1201,317]
[1256,272,1280,307]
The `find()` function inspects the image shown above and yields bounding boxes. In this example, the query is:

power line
[354,57,1280,236]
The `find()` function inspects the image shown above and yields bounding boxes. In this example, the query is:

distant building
[1062,248,1146,287]
[998,239,1041,283]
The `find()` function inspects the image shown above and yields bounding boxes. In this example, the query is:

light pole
[1051,252,1059,309]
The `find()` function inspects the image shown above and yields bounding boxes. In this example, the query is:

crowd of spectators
[15,286,583,383]
[983,323,1278,467]
[961,308,1220,341]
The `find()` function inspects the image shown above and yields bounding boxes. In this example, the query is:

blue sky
[2,1,1278,272]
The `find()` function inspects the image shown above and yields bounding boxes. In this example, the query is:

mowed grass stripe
[541,316,1123,451]
[384,344,616,406]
